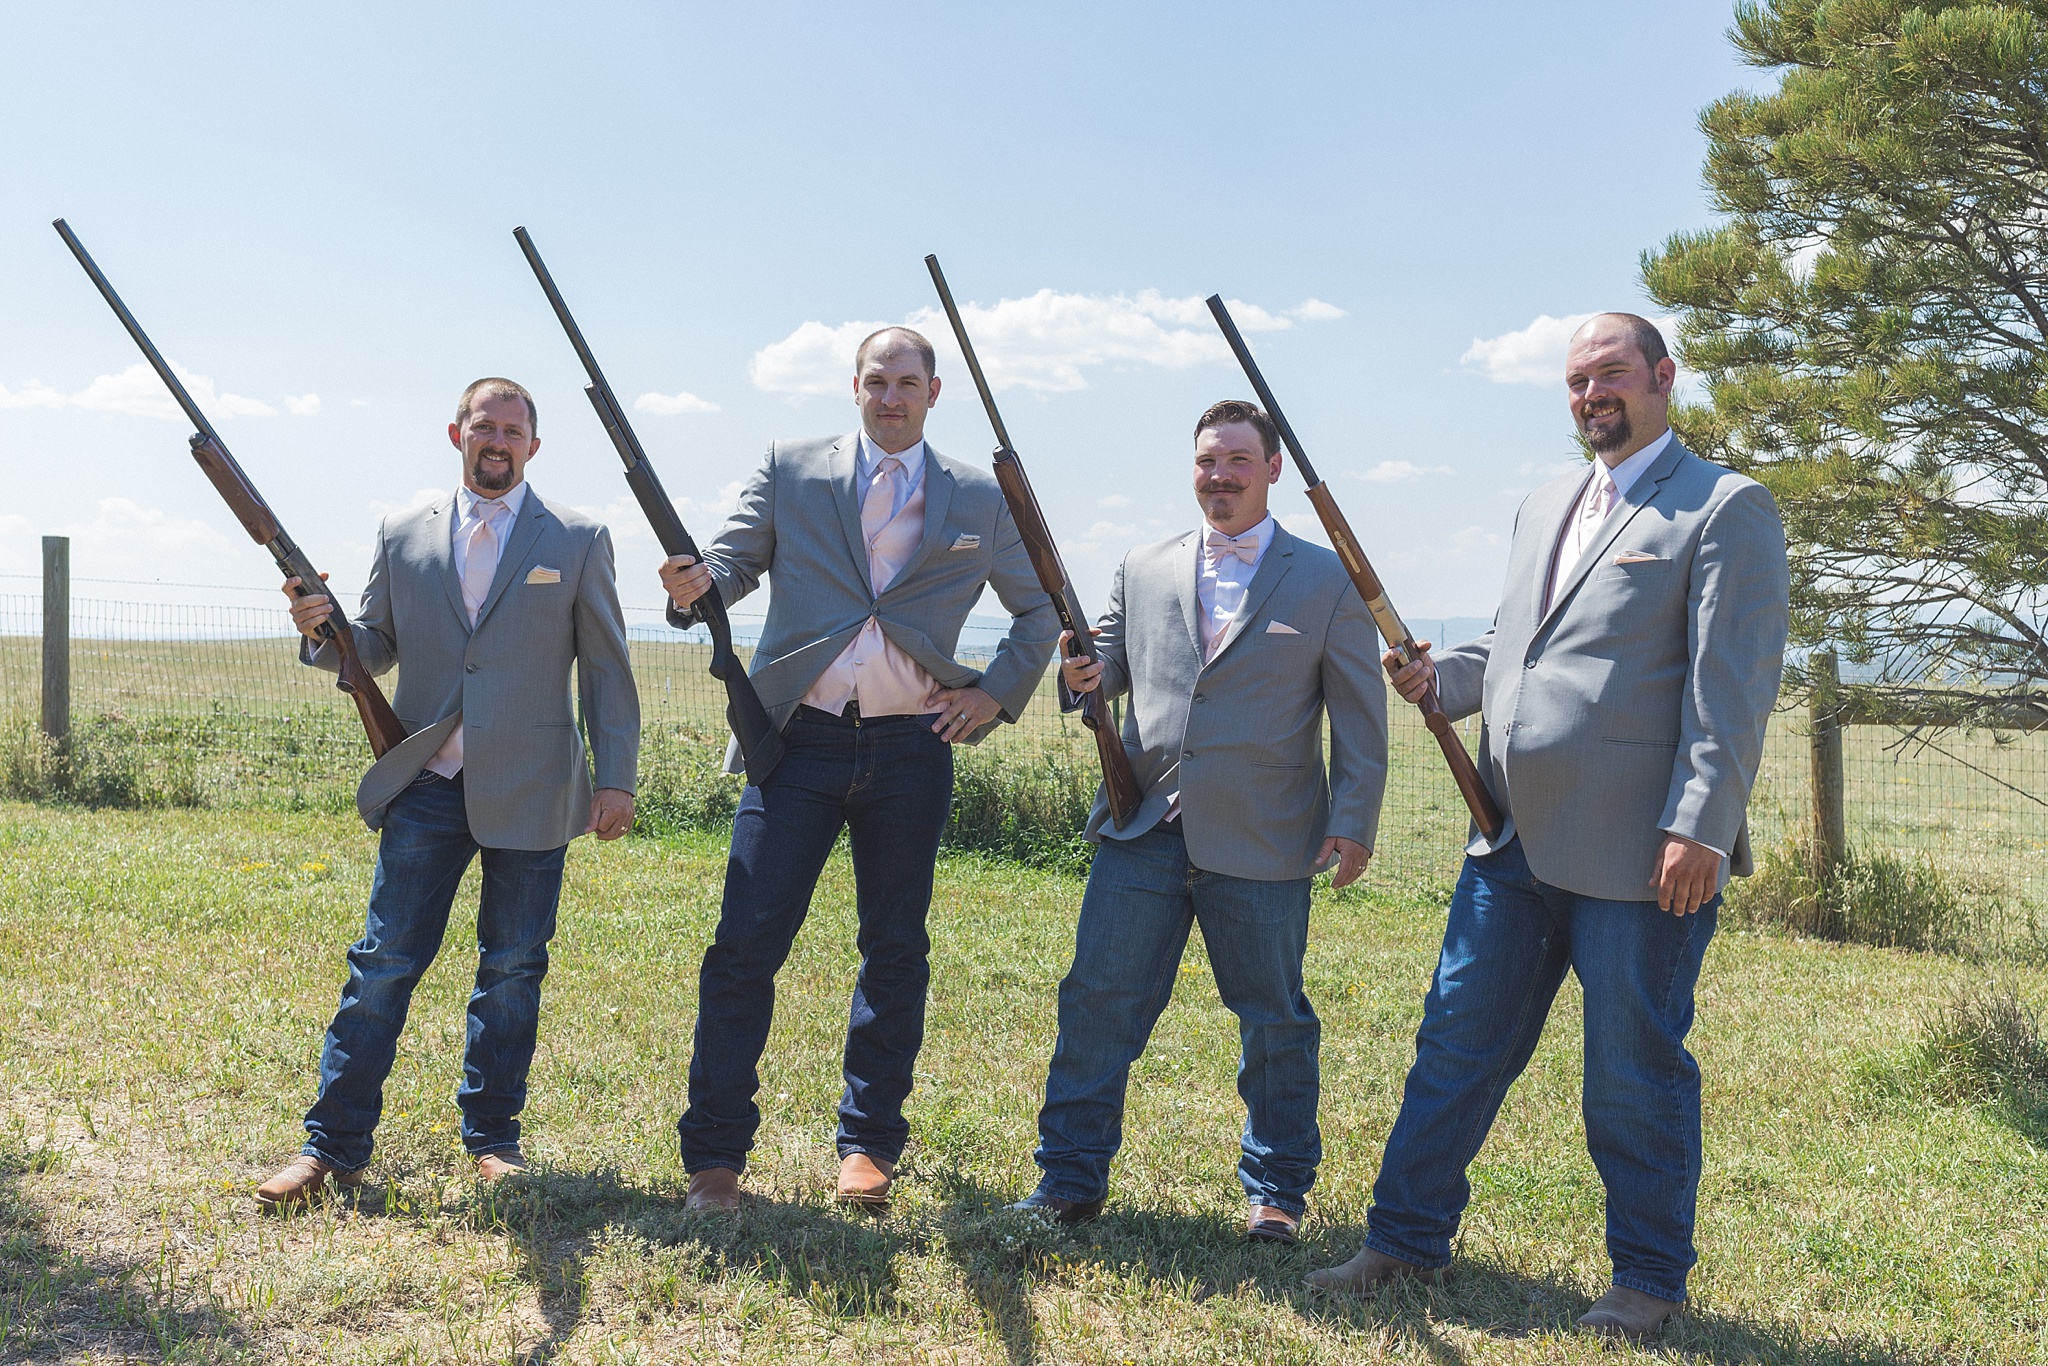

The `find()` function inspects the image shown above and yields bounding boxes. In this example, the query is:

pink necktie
[862,457,901,583]
[1205,529,1258,564]
[462,505,503,625]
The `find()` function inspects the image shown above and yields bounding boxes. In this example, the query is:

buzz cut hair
[855,327,937,379]
[1194,398,1281,459]
[456,377,537,432]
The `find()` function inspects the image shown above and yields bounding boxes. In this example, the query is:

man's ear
[448,421,463,450]
[1655,356,1679,397]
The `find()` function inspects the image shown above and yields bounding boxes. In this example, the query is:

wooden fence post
[41,535,70,751]
[1808,646,1846,873]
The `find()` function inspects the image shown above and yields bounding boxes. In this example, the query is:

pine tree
[1644,0,2048,712]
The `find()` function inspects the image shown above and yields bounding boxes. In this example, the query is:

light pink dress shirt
[426,481,527,778]
[800,434,941,717]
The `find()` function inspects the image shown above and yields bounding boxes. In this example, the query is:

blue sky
[0,1,1766,628]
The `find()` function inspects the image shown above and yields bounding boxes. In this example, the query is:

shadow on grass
[0,1136,250,1363]
[931,1179,1934,1366]
[448,1164,913,1358]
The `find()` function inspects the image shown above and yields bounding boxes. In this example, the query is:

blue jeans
[677,708,954,1173]
[1031,821,1321,1213]
[302,771,567,1172]
[1366,837,1717,1302]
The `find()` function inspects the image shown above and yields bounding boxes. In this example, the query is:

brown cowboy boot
[253,1154,364,1209]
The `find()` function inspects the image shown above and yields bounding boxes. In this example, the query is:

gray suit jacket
[1436,437,1789,900]
[303,487,640,850]
[1082,524,1389,881]
[690,433,1059,769]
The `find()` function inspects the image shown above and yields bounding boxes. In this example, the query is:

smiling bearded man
[1305,315,1789,1341]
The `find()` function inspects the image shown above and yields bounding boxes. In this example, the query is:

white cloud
[0,361,278,420]
[749,288,1342,397]
[1353,460,1451,483]
[1460,312,1684,388]
[633,390,720,416]
[1097,493,1133,509]
[284,393,320,417]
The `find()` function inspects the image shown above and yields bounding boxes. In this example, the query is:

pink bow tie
[1205,530,1258,565]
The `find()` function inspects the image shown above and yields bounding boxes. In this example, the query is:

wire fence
[7,592,2048,914]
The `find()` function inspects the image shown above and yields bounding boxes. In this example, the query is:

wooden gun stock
[1208,294,1503,841]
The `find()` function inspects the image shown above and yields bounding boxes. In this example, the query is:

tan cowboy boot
[253,1154,364,1209]
[1577,1285,1682,1340]
[835,1153,895,1207]
[1305,1244,1444,1292]
[685,1167,742,1212]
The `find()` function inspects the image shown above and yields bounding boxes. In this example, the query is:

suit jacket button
[1525,658,1538,669]
[1183,749,1194,758]
[1193,693,1206,703]
[466,663,480,673]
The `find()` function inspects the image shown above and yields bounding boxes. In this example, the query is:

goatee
[1584,408,1632,454]
[472,457,514,491]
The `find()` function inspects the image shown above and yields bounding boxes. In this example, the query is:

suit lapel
[1537,438,1686,631]
[1205,526,1296,667]
[473,489,551,631]
[887,447,957,591]
[427,494,469,626]
[1173,532,1203,657]
[829,433,875,595]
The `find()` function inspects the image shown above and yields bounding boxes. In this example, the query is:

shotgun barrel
[925,254,1143,827]
[51,218,407,759]
[512,226,785,786]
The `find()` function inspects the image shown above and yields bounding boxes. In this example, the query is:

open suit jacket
[1080,523,1389,882]
[1434,437,1789,901]
[303,486,639,850]
[686,433,1059,770]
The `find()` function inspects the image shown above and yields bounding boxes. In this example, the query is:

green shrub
[943,743,1096,875]
[1728,833,1989,954]
[631,724,745,837]
[0,713,199,809]
[1923,979,2048,1110]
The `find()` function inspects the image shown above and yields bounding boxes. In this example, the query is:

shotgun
[925,254,1143,827]
[51,218,408,759]
[513,226,785,786]
[1205,294,1504,840]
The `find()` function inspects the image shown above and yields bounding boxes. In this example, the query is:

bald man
[659,327,1057,1211]
[1307,314,1788,1340]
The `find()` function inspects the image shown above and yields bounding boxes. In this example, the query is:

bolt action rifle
[513,226,785,786]
[52,218,408,759]
[925,254,1144,827]
[1206,294,1504,840]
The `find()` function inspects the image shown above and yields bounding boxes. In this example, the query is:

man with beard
[658,327,1057,1211]
[1013,399,1386,1244]
[1306,315,1788,1340]
[254,377,639,1206]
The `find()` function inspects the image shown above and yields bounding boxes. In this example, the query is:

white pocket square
[1265,620,1301,635]
[949,533,981,551]
[525,565,562,584]
[1612,552,1663,565]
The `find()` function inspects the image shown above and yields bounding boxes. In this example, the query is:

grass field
[3,801,2045,1364]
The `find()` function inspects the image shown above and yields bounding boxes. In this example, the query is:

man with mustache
[254,377,639,1206]
[1307,315,1788,1340]
[658,327,1057,1210]
[1013,399,1387,1243]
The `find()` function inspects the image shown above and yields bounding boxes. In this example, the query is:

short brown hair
[1194,399,1280,458]
[456,377,537,432]
[855,327,937,379]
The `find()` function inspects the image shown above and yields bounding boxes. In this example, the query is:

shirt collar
[456,480,529,522]
[1201,513,1276,560]
[857,432,926,486]
[1598,427,1673,500]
